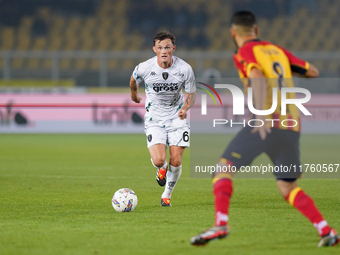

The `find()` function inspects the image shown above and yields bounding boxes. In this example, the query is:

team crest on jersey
[162,72,169,80]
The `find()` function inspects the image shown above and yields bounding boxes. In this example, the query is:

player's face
[153,39,176,66]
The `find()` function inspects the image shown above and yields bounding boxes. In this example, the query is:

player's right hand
[131,95,142,103]
[251,117,271,140]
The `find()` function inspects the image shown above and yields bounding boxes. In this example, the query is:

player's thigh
[266,129,301,181]
[145,125,167,166]
[169,146,185,167]
[148,143,167,166]
[145,125,167,148]
[221,126,268,169]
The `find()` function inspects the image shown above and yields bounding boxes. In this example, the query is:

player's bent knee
[152,157,166,168]
[170,158,182,167]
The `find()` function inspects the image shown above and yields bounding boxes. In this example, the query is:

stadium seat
[90,59,100,70]
[43,59,52,70]
[327,60,339,72]
[32,37,46,51]
[27,58,40,70]
[1,27,15,50]
[11,58,24,69]
[59,58,71,70]
[48,36,62,51]
[108,59,118,70]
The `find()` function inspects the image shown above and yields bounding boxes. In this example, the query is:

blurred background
[0,0,340,88]
[0,0,339,133]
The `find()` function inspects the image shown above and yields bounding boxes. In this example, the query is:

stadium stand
[0,0,339,83]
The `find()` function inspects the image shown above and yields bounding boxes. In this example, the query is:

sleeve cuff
[185,87,196,93]
[246,63,263,77]
[305,62,310,70]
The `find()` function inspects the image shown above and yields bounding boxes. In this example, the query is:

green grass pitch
[0,134,339,255]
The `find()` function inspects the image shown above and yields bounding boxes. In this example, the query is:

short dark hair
[231,11,257,27]
[153,31,176,45]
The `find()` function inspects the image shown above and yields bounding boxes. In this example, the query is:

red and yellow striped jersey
[233,39,310,132]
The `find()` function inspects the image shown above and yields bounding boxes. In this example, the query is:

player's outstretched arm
[304,63,319,78]
[178,92,196,120]
[130,75,142,103]
[249,67,271,140]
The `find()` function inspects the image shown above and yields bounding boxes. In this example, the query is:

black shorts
[221,126,302,181]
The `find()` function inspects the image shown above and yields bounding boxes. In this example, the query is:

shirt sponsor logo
[152,83,179,92]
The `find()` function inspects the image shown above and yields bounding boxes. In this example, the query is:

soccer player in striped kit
[191,11,339,247]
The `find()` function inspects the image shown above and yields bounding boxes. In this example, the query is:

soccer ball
[112,188,138,212]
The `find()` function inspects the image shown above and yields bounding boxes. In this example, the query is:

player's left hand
[178,109,187,120]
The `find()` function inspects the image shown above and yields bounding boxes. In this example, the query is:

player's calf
[161,164,182,204]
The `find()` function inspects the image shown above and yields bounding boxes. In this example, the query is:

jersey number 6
[183,131,189,142]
